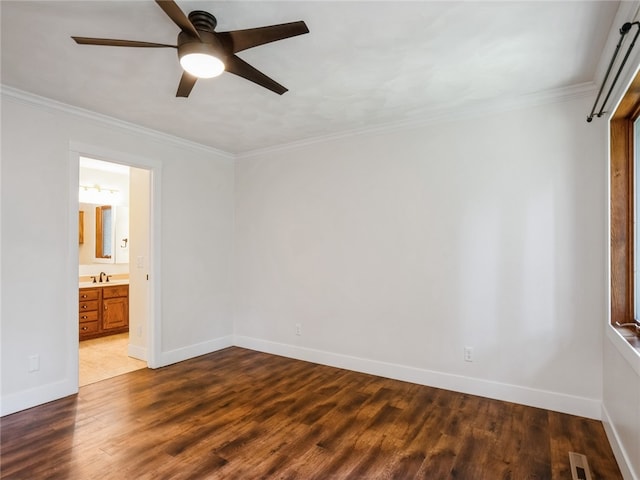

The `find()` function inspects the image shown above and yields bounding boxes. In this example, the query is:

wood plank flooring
[0,347,622,479]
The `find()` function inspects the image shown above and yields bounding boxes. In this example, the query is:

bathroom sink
[79,279,129,288]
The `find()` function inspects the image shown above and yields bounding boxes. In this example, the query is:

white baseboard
[128,343,147,361]
[159,335,234,367]
[233,335,602,420]
[1,378,77,416]
[1,334,601,421]
[602,404,638,480]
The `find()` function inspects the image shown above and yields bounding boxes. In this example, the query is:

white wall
[0,92,235,415]
[234,95,607,419]
[1,75,636,476]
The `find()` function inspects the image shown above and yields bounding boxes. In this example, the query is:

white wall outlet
[295,323,302,336]
[28,354,40,372]
[464,346,474,362]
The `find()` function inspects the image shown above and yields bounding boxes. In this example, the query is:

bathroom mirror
[79,203,129,265]
[95,205,113,259]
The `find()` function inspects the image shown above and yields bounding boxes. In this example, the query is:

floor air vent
[569,452,593,480]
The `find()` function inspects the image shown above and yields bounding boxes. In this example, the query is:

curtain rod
[587,21,640,122]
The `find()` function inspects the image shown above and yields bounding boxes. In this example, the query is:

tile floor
[79,333,147,386]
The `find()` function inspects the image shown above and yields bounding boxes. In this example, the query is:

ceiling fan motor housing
[177,11,225,64]
[177,30,226,63]
[188,11,217,33]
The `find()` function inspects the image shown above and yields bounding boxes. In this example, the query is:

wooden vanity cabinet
[102,285,129,331]
[79,285,129,340]
[79,288,100,338]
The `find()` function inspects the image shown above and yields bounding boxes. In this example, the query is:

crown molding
[0,85,235,160]
[237,82,597,159]
[2,81,596,161]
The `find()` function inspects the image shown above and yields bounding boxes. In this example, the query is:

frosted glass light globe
[180,53,225,78]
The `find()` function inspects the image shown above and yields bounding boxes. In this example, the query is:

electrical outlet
[28,354,40,372]
[464,347,473,362]
[295,323,302,336]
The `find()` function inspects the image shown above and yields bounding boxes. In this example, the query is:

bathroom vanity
[79,283,129,341]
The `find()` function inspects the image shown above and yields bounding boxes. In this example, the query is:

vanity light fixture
[79,184,119,194]
[79,184,121,205]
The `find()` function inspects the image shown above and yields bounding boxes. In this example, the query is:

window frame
[610,69,640,349]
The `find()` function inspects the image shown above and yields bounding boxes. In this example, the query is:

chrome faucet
[99,272,107,283]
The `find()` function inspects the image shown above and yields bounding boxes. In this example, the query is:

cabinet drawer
[79,321,99,335]
[79,289,100,301]
[79,300,99,312]
[103,285,129,299]
[79,310,98,322]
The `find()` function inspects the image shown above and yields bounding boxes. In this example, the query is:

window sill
[614,325,640,348]
[607,325,640,377]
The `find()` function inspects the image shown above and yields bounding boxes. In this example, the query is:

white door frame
[69,142,162,382]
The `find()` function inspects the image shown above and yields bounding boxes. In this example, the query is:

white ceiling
[0,1,622,154]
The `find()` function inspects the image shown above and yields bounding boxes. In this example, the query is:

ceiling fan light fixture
[179,52,224,78]
[72,1,309,96]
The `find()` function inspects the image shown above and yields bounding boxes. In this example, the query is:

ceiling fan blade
[72,37,176,48]
[176,71,197,97]
[155,0,201,40]
[218,21,309,54]
[225,55,288,95]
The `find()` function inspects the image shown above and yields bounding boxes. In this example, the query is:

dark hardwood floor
[1,347,622,479]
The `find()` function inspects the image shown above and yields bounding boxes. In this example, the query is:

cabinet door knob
[82,305,87,309]
[81,315,87,319]
[82,327,88,331]
[104,305,107,310]
[81,294,87,298]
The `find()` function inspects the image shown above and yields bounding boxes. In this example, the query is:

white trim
[127,343,147,362]
[606,326,640,377]
[233,335,602,420]
[66,150,81,398]
[147,166,162,369]
[0,379,77,417]
[606,63,640,125]
[69,142,162,369]
[1,86,234,159]
[70,142,162,170]
[237,82,597,159]
[159,335,234,367]
[602,403,638,480]
[0,331,603,419]
[2,81,595,161]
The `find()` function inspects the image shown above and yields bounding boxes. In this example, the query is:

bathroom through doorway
[77,156,152,385]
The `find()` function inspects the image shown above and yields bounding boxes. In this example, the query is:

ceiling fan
[72,0,309,97]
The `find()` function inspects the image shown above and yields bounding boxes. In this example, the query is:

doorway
[77,155,152,385]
